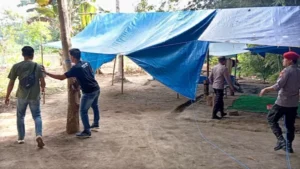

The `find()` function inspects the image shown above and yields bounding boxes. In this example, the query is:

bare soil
[0,72,299,169]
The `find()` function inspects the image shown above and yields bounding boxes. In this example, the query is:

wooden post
[121,55,124,94]
[112,57,117,86]
[177,93,179,99]
[39,16,45,104]
[204,51,210,96]
[234,55,237,83]
[206,51,209,78]
[41,44,46,104]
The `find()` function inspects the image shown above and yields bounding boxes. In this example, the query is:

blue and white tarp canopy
[209,43,248,57]
[200,6,300,47]
[246,46,300,57]
[46,10,216,99]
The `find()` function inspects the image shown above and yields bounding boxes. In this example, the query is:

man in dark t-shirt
[44,49,100,138]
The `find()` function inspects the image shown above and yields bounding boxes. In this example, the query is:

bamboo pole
[121,55,124,94]
[112,57,117,86]
[39,16,46,104]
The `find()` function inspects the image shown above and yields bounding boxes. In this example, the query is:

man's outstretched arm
[45,72,67,81]
[42,66,68,80]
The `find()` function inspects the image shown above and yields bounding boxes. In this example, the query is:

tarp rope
[190,100,250,169]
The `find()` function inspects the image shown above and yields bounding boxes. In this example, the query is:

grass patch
[228,95,300,115]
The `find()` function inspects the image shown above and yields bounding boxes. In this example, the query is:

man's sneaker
[76,131,91,138]
[284,143,294,153]
[17,140,25,144]
[36,136,45,148]
[274,136,286,151]
[90,124,100,132]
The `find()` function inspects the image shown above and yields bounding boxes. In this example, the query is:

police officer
[260,51,300,153]
[209,56,235,120]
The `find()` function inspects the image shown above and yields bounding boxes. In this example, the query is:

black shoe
[90,124,100,132]
[274,136,286,151]
[284,143,294,153]
[212,116,221,120]
[76,131,91,138]
[221,113,227,118]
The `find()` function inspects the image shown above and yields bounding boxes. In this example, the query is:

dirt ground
[0,72,300,169]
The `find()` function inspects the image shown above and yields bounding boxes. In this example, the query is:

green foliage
[135,0,180,12]
[238,53,281,82]
[18,21,53,49]
[6,55,22,65]
[210,56,219,66]
[135,0,155,12]
[78,0,97,29]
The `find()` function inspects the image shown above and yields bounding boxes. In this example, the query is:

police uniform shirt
[272,65,300,107]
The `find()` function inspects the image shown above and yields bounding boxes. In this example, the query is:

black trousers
[267,104,297,143]
[213,89,224,117]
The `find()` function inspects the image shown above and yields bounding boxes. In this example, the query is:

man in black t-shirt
[44,49,100,138]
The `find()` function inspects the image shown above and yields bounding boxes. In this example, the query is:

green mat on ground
[228,95,300,115]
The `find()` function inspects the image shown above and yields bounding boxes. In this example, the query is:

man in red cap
[260,51,300,153]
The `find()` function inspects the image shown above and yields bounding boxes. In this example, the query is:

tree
[78,0,97,28]
[239,53,279,83]
[185,0,300,10]
[135,0,179,12]
[135,0,155,12]
[57,0,80,134]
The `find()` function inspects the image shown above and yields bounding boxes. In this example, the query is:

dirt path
[0,74,299,169]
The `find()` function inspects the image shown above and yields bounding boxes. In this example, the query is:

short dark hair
[292,60,298,64]
[218,56,226,62]
[69,48,81,60]
[22,46,34,58]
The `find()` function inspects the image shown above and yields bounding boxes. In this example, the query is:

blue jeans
[80,90,100,132]
[17,98,42,140]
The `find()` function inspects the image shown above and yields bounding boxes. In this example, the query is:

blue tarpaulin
[200,6,300,47]
[45,10,216,99]
[246,46,300,57]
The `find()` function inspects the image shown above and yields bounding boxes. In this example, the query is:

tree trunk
[57,0,80,134]
[116,0,120,12]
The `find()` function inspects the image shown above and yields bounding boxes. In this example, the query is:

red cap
[283,51,300,60]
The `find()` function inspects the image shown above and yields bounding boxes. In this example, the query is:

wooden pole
[41,44,46,104]
[39,16,45,104]
[112,57,117,86]
[204,51,210,96]
[206,51,210,78]
[234,55,237,83]
[121,55,124,94]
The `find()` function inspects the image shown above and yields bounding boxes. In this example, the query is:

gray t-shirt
[8,60,44,100]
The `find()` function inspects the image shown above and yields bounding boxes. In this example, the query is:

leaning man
[43,48,100,138]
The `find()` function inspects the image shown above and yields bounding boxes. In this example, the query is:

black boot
[212,115,221,120]
[274,136,286,151]
[221,112,227,118]
[284,143,294,153]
